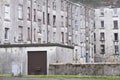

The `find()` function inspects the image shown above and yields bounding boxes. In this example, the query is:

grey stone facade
[0,0,95,64]
[0,0,95,75]
[95,7,120,63]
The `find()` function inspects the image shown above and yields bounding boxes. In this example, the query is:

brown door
[28,51,47,75]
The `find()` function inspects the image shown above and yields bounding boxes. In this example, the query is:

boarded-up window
[61,32,64,44]
[27,27,31,41]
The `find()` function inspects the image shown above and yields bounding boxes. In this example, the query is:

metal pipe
[46,0,48,43]
[30,0,33,44]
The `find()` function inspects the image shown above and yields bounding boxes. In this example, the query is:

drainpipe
[66,1,68,45]
[85,6,88,63]
[46,0,48,43]
[30,0,33,44]
[71,3,73,46]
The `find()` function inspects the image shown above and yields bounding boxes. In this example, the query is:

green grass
[0,74,12,78]
[23,75,120,80]
[0,74,120,80]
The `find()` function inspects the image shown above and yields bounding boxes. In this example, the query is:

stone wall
[49,63,120,76]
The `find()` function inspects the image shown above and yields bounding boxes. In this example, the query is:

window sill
[99,15,104,17]
[18,39,23,42]
[37,9,42,12]
[34,20,37,22]
[113,28,118,29]
[100,52,105,54]
[4,39,10,44]
[4,39,9,41]
[53,9,56,10]
[113,40,119,42]
[18,18,23,20]
[37,31,42,34]
[27,40,31,42]
[100,40,105,42]
[27,19,31,21]
[113,54,119,55]
[113,16,118,17]
[4,19,10,21]
[53,26,56,28]
[61,9,64,11]
[99,27,105,29]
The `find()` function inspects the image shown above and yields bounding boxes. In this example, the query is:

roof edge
[0,43,74,49]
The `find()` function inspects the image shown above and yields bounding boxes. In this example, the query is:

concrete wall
[49,63,120,76]
[0,45,73,75]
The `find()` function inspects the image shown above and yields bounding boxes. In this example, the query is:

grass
[0,74,120,80]
[0,74,12,78]
[23,75,120,80]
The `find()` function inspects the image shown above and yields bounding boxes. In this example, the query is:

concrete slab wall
[0,45,73,75]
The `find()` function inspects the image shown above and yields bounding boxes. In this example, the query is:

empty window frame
[94,33,96,41]
[100,45,105,54]
[53,32,56,42]
[47,13,50,25]
[61,32,64,44]
[27,7,31,20]
[100,32,105,41]
[38,38,41,43]
[101,21,104,28]
[61,16,64,27]
[75,20,78,31]
[38,19,41,33]
[34,28,36,42]
[100,8,104,16]
[18,26,23,41]
[27,27,31,41]
[114,33,118,41]
[5,28,9,39]
[43,12,45,24]
[61,0,64,11]
[53,15,56,27]
[34,9,36,21]
[43,0,46,5]
[113,20,118,29]
[53,0,56,10]
[94,45,96,53]
[114,45,119,55]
